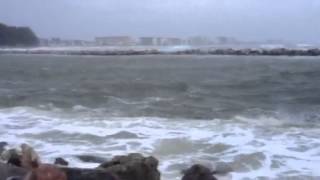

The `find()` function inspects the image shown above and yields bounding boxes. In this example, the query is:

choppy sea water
[0,54,320,179]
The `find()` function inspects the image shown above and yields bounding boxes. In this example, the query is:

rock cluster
[0,142,228,180]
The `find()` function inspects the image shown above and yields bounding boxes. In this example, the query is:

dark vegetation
[0,23,38,47]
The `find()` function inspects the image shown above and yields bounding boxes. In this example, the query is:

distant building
[162,38,183,46]
[188,36,211,46]
[43,38,94,47]
[156,37,163,46]
[140,37,184,46]
[139,37,155,46]
[71,40,92,46]
[95,36,134,46]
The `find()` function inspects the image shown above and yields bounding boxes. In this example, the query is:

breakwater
[1,47,320,56]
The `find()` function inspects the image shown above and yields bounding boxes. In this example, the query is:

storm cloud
[0,0,319,42]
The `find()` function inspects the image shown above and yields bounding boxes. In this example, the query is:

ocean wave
[1,107,320,179]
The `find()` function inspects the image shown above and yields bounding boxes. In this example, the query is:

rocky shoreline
[0,142,228,180]
[1,47,320,56]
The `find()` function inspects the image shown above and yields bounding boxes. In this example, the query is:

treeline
[0,23,39,47]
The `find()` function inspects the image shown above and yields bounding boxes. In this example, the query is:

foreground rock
[25,164,67,180]
[0,162,117,180]
[60,167,118,180]
[2,149,22,167]
[182,164,217,180]
[21,143,41,169]
[0,163,27,180]
[3,143,234,180]
[98,153,160,180]
[1,144,160,180]
[54,158,69,166]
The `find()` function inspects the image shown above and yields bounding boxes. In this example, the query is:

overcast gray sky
[0,0,319,43]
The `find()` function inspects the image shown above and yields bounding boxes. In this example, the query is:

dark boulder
[4,166,119,180]
[0,163,27,180]
[182,164,217,180]
[25,164,67,180]
[76,155,108,164]
[20,143,41,169]
[54,158,69,166]
[98,153,160,180]
[2,149,22,167]
[60,167,118,180]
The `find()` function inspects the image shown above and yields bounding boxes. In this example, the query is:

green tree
[0,23,39,47]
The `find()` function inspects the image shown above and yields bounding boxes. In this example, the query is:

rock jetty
[1,47,320,56]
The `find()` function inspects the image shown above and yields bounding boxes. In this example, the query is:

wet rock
[7,156,22,167]
[189,160,214,171]
[0,163,27,180]
[181,164,217,180]
[60,167,118,180]
[98,153,160,180]
[76,155,108,164]
[2,149,22,167]
[21,143,41,169]
[54,158,69,166]
[307,49,320,56]
[0,142,8,155]
[105,131,139,139]
[25,164,67,180]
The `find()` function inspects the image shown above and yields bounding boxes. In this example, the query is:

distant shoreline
[1,47,320,56]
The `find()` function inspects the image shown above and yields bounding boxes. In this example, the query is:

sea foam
[1,107,320,179]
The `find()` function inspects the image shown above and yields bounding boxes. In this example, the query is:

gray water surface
[0,54,320,179]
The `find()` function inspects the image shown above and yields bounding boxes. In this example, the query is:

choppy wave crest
[1,107,320,179]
